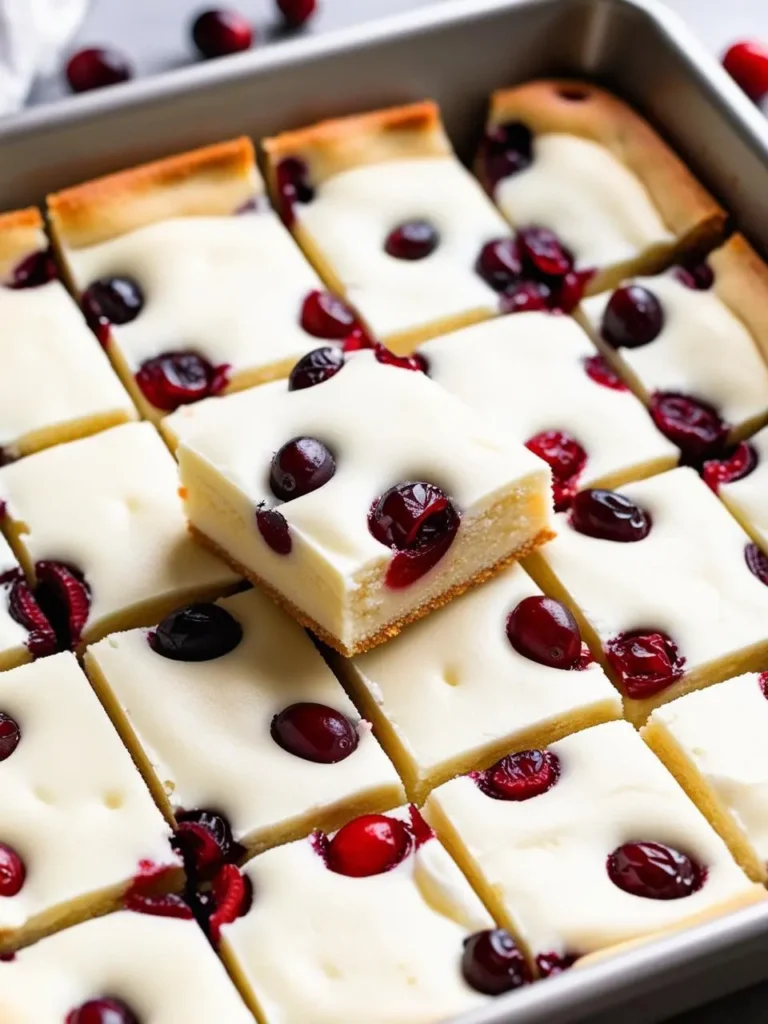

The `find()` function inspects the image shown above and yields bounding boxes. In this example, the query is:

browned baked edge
[709,234,768,366]
[190,524,556,657]
[47,137,260,250]
[0,207,48,281]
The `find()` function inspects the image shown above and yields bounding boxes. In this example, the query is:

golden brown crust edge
[47,137,260,250]
[710,234,768,365]
[0,207,48,281]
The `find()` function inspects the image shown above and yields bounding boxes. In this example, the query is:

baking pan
[4,0,768,1021]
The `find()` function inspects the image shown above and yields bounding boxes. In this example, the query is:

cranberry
[135,351,229,412]
[270,437,335,501]
[745,543,768,586]
[149,603,243,662]
[0,843,25,896]
[9,250,57,289]
[66,999,139,1024]
[537,952,578,977]
[673,262,715,291]
[601,285,664,349]
[256,507,292,554]
[385,220,439,261]
[275,157,314,226]
[518,227,573,278]
[476,238,522,291]
[607,841,704,900]
[326,814,412,877]
[462,929,532,995]
[649,393,728,463]
[476,750,560,801]
[34,561,91,649]
[723,41,768,103]
[500,281,550,314]
[271,703,359,763]
[300,290,357,339]
[408,805,434,848]
[4,573,57,657]
[191,9,254,59]
[480,121,534,189]
[506,596,583,669]
[207,864,253,943]
[570,489,651,543]
[82,277,143,343]
[606,630,685,698]
[373,344,428,373]
[525,430,587,511]
[124,892,193,919]
[175,810,240,876]
[288,346,345,391]
[702,442,757,493]
[760,672,768,699]
[277,0,317,28]
[0,713,20,762]
[583,354,629,392]
[369,482,460,588]
[66,47,133,94]
[553,268,594,313]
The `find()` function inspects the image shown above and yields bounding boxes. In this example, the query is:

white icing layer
[720,424,768,550]
[0,533,32,661]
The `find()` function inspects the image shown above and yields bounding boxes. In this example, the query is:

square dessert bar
[0,422,238,650]
[579,236,768,457]
[85,588,404,860]
[0,653,183,955]
[220,806,501,1023]
[524,467,768,725]
[424,721,764,972]
[644,674,768,884]
[478,79,727,294]
[337,562,621,803]
[0,910,255,1022]
[263,101,515,353]
[48,138,365,424]
[422,312,677,509]
[176,349,553,656]
[0,207,136,460]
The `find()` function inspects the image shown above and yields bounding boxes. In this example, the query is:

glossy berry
[476,238,522,291]
[192,9,254,59]
[9,250,57,289]
[327,814,412,877]
[518,227,573,278]
[601,285,664,349]
[369,482,456,550]
[537,952,578,977]
[277,0,317,28]
[66,47,133,94]
[760,672,768,699]
[673,262,715,291]
[373,344,428,373]
[288,346,344,390]
[256,507,292,555]
[570,489,651,543]
[275,157,314,226]
[525,430,586,510]
[480,121,534,189]
[0,713,20,762]
[462,929,532,996]
[500,281,549,314]
[554,268,594,313]
[745,543,768,587]
[5,574,57,657]
[35,561,90,650]
[136,351,229,412]
[506,596,583,669]
[606,630,684,699]
[150,604,243,662]
[207,864,252,943]
[66,999,139,1024]
[477,749,560,801]
[702,442,757,493]
[82,277,144,343]
[0,843,25,897]
[175,810,238,875]
[583,354,629,392]
[271,702,359,763]
[723,41,768,103]
[607,841,704,900]
[385,220,439,261]
[650,393,728,463]
[270,437,335,501]
[300,290,357,339]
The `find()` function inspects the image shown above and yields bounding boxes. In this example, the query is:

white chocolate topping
[0,533,32,661]
[719,424,768,550]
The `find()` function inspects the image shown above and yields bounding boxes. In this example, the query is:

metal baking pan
[4,0,768,1021]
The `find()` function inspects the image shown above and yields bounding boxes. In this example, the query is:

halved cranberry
[607,841,704,899]
[649,393,728,463]
[476,238,522,291]
[270,437,335,501]
[277,0,317,27]
[462,929,532,995]
[300,290,357,339]
[82,277,143,344]
[275,157,314,226]
[66,998,139,1024]
[135,351,229,412]
[518,227,573,278]
[256,507,292,555]
[537,952,578,977]
[583,354,629,392]
[271,703,359,763]
[500,281,550,314]
[480,121,534,189]
[373,344,428,373]
[702,442,757,493]
[174,810,239,876]
[601,285,664,349]
[606,630,685,698]
[525,430,586,511]
[149,603,243,662]
[369,482,460,588]
[570,489,651,542]
[0,713,20,762]
[0,843,25,896]
[4,573,57,657]
[125,892,193,919]
[34,561,91,649]
[192,9,254,58]
[288,346,345,390]
[9,250,57,289]
[673,262,715,291]
[476,750,561,801]
[723,41,768,103]
[506,596,583,669]
[385,220,439,261]
[207,864,253,943]
[326,814,412,877]
[66,47,133,93]
[745,542,768,586]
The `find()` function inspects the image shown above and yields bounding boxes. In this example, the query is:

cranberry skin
[553,268,594,313]
[207,864,253,943]
[506,596,583,669]
[760,672,768,699]
[66,47,133,94]
[135,351,229,412]
[34,561,90,650]
[476,238,522,291]
[0,713,20,762]
[583,354,629,392]
[271,703,359,763]
[607,841,704,900]
[723,41,768,103]
[537,952,578,977]
[481,121,534,189]
[288,346,344,391]
[500,281,550,314]
[256,507,292,555]
[275,157,314,226]
[518,227,573,278]
[673,262,715,291]
[0,843,25,897]
[277,0,317,28]
[66,999,139,1024]
[369,482,456,550]
[745,542,768,587]
[385,220,439,261]
[9,250,57,289]
[82,276,143,332]
[327,814,412,877]
[462,929,532,996]
[606,631,685,699]
[300,290,356,339]
[150,604,243,662]
[702,442,758,493]
[571,489,651,543]
[525,430,587,496]
[175,810,238,875]
[270,437,335,501]
[192,9,254,59]
[477,750,561,801]
[601,285,664,349]
[650,392,728,464]
[373,344,428,374]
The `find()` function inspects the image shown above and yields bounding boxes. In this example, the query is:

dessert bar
[704,419,768,554]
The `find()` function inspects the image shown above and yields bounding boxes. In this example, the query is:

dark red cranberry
[191,9,254,59]
[342,327,373,352]
[500,281,550,314]
[673,262,715,291]
[481,121,533,189]
[66,998,139,1024]
[583,354,629,392]
[125,892,193,919]
[66,47,133,94]
[553,268,594,313]
[702,442,758,493]
[525,430,586,511]
[175,810,240,876]
[462,929,532,995]
[476,238,522,291]
[0,951,15,961]
[327,814,412,877]
[207,864,253,943]
[570,489,651,542]
[34,561,91,649]
[385,220,439,261]
[518,227,573,278]
[270,437,335,501]
[149,603,242,662]
[0,713,20,762]
[607,841,704,899]
[271,703,359,763]
[476,750,560,801]
[506,596,583,669]
[723,41,768,103]
[408,805,434,847]
[135,351,229,412]
[759,672,768,699]
[369,482,460,588]
[275,157,314,226]
[277,0,317,28]
[82,277,143,344]
[9,250,57,289]
[256,507,292,555]
[300,290,357,339]
[537,952,578,977]
[373,344,428,373]
[745,543,768,586]
[601,285,664,349]
[4,573,57,657]
[606,630,685,698]
[0,843,25,896]
[649,393,728,463]
[288,346,345,390]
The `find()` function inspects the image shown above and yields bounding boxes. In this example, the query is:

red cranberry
[723,41,768,103]
[192,9,254,59]
[476,238,522,291]
[275,157,314,226]
[462,929,532,996]
[149,603,243,662]
[553,268,594,313]
[518,227,573,278]
[506,596,583,669]
[135,351,229,412]
[537,952,578,977]
[124,892,193,919]
[606,630,685,698]
[300,290,357,339]
[385,220,439,261]
[277,0,317,28]
[583,354,629,392]
[256,507,292,555]
[601,285,664,349]
[500,281,550,314]
[525,430,586,511]
[207,864,253,943]
[270,437,335,501]
[0,713,20,762]
[288,346,345,390]
[373,344,428,373]
[327,814,412,877]
[66,999,139,1024]
[66,48,133,94]
[369,482,456,549]
[0,843,25,896]
[649,393,728,463]
[408,805,434,848]
[271,703,359,763]
[9,250,57,289]
[82,277,143,343]
[759,672,768,699]
[480,121,534,189]
[745,543,768,586]
[702,442,757,493]
[4,573,57,657]
[607,841,704,900]
[34,561,91,649]
[476,750,560,801]
[673,262,715,291]
[570,489,651,543]
[175,810,239,876]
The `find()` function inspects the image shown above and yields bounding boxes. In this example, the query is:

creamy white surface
[495,133,673,269]
[296,156,508,339]
[423,313,676,488]
[0,532,32,658]
[0,911,255,1022]
[720,424,768,549]
[581,272,768,429]
[425,720,758,957]
[0,653,179,937]
[223,806,492,1024]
